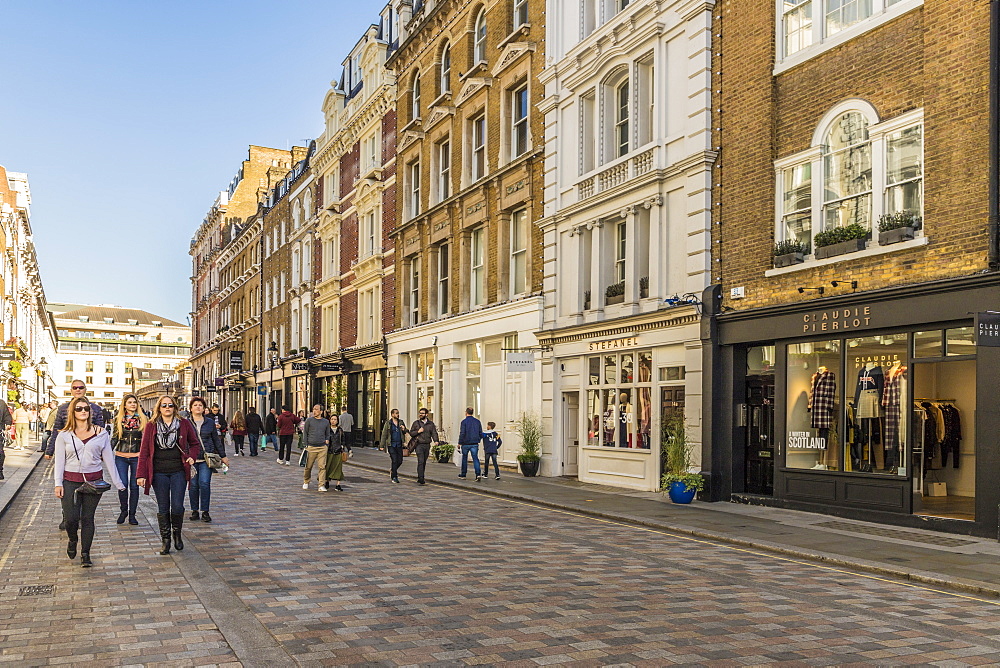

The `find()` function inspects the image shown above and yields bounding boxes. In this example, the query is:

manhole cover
[18,585,54,597]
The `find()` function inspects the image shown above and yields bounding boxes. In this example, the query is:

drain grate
[814,520,976,547]
[18,585,55,597]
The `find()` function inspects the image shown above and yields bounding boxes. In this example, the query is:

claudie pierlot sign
[976,312,1000,347]
[801,306,873,334]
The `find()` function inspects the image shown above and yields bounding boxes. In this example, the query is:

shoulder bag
[189,419,223,471]
[70,435,112,495]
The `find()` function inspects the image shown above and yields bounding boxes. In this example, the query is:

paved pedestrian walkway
[0,437,45,516]
[347,447,1000,598]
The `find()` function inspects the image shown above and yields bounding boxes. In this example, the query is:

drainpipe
[989,0,1000,271]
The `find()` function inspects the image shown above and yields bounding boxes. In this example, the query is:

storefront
[703,275,1000,536]
[540,307,702,490]
[342,343,386,449]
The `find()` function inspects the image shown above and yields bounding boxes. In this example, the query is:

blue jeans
[460,444,481,477]
[188,461,214,511]
[484,452,500,477]
[114,455,140,517]
[248,433,260,456]
[152,471,187,515]
[265,434,277,451]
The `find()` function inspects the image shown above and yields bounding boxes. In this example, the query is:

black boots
[171,513,184,551]
[81,553,92,568]
[67,533,78,560]
[190,510,200,521]
[157,513,172,555]
[117,509,128,524]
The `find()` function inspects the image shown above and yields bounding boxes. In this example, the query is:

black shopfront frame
[701,274,1000,537]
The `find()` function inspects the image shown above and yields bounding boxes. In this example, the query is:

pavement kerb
[0,448,46,520]
[346,458,1000,600]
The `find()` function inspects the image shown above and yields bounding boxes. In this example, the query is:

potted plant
[877,210,921,246]
[639,276,649,298]
[773,239,809,268]
[605,280,626,305]
[583,290,591,310]
[432,442,455,463]
[514,411,542,477]
[659,413,704,504]
[813,223,869,260]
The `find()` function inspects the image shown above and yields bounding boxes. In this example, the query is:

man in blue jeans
[457,407,483,482]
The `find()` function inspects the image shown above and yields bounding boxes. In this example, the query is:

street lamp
[267,341,279,412]
[36,357,47,437]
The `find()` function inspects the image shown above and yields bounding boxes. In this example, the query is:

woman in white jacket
[54,397,125,567]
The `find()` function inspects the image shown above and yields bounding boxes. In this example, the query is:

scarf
[156,418,180,450]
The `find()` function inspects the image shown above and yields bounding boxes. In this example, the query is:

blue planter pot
[667,481,696,504]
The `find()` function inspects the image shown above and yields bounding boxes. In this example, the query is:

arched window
[411,73,421,120]
[292,199,302,229]
[615,80,630,158]
[822,111,872,231]
[440,44,452,95]
[303,188,313,219]
[473,9,487,63]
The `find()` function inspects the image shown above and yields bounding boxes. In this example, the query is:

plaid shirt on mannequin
[808,370,837,429]
[882,364,905,451]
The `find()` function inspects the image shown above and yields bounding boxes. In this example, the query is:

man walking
[379,408,407,483]
[0,397,12,480]
[457,407,484,482]
[245,406,264,457]
[275,405,300,465]
[301,404,331,491]
[339,406,354,449]
[264,407,278,452]
[408,407,438,485]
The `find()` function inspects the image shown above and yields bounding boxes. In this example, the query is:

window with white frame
[470,113,486,181]
[409,259,421,325]
[360,209,378,259]
[437,139,451,202]
[293,200,302,229]
[511,84,529,159]
[437,243,450,316]
[781,0,916,61]
[303,239,312,281]
[304,188,313,219]
[510,209,528,295]
[614,221,626,283]
[473,9,487,63]
[514,0,528,27]
[777,104,923,255]
[363,132,379,173]
[292,248,301,285]
[440,44,452,95]
[614,80,630,158]
[471,226,486,306]
[359,288,379,344]
[325,171,339,205]
[408,160,421,219]
[411,73,421,120]
[580,91,596,174]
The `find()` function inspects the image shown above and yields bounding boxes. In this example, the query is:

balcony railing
[576,147,657,201]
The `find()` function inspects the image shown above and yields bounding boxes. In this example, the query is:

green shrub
[814,223,869,248]
[605,281,625,299]
[877,210,922,232]
[773,239,809,257]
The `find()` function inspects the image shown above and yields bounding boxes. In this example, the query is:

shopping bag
[298,449,308,467]
[260,435,268,451]
[453,446,462,467]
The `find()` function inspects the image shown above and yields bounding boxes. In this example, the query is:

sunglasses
[74,406,91,413]
[71,386,85,391]
[160,403,175,408]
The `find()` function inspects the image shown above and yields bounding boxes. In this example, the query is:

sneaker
[495,476,501,480]
[335,485,343,491]
[277,458,283,464]
[458,475,467,479]
[201,512,212,523]
[391,477,399,484]
[284,460,291,466]
[318,486,328,492]
[303,483,309,490]
[476,476,482,482]
[190,510,201,521]
[417,480,426,485]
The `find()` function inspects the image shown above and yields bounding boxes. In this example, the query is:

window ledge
[774,0,922,76]
[498,24,531,50]
[764,235,928,277]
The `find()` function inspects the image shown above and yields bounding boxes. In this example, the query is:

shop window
[913,330,942,358]
[945,327,975,356]
[412,351,436,416]
[586,351,652,449]
[659,366,686,382]
[466,343,482,414]
[844,334,908,475]
[785,340,841,470]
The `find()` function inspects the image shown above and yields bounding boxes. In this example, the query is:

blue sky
[2,0,381,324]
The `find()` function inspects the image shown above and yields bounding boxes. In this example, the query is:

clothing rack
[912,398,958,497]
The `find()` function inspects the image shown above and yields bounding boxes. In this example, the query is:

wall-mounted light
[830,279,858,290]
[797,286,825,295]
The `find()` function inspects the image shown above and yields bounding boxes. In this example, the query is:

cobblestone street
[4,453,1000,667]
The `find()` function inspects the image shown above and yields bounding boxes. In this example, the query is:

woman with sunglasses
[53,397,126,567]
[112,394,148,525]
[187,397,228,523]
[137,396,200,555]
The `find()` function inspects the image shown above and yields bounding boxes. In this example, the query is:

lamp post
[267,341,279,412]
[35,357,47,438]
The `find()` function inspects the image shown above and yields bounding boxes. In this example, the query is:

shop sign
[214,377,225,387]
[801,307,872,334]
[976,312,1000,347]
[588,336,638,352]
[291,362,309,371]
[320,362,341,372]
[229,351,244,371]
[506,352,535,372]
[257,386,268,396]
[787,431,827,449]
[0,348,15,361]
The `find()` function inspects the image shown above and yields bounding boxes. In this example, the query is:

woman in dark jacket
[112,393,148,525]
[325,414,349,491]
[187,397,227,523]
[136,396,200,555]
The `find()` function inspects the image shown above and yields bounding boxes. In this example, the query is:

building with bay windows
[313,7,399,447]
[533,0,715,487]
[383,0,546,458]
[704,0,1000,536]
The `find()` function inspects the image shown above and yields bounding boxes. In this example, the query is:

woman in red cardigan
[136,396,200,555]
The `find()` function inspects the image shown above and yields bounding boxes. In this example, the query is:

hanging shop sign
[229,351,245,371]
[0,348,15,361]
[257,385,268,396]
[506,352,536,372]
[215,377,225,386]
[976,312,1000,347]
[320,362,341,372]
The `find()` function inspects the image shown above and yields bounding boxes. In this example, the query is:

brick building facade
[383,0,546,456]
[703,0,1000,536]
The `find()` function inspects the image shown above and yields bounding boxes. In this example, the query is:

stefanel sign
[976,312,1000,347]
[506,352,535,373]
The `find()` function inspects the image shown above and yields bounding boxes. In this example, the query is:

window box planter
[815,237,867,260]
[878,226,915,246]
[639,276,649,299]
[605,294,625,305]
[604,280,625,305]
[774,252,805,268]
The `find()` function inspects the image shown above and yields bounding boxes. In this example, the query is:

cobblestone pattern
[4,454,1000,665]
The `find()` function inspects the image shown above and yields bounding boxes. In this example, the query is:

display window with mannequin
[786,340,842,470]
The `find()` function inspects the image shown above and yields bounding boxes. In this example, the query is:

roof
[52,305,185,328]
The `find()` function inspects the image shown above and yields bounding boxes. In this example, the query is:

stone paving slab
[346,447,1000,598]
[0,437,45,517]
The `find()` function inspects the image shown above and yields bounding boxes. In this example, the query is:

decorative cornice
[491,41,536,78]
[455,76,494,105]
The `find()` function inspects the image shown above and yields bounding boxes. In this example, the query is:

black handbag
[70,436,112,494]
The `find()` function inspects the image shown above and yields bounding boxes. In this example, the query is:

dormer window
[104,318,114,324]
[79,316,89,322]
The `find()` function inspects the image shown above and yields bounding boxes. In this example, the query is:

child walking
[482,422,502,480]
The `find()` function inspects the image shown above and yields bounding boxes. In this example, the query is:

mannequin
[808,365,836,447]
[855,362,884,471]
[881,360,906,474]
